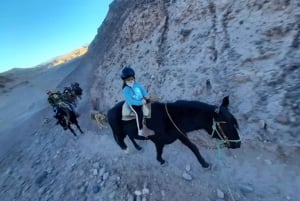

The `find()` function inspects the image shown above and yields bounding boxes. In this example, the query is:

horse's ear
[221,96,229,107]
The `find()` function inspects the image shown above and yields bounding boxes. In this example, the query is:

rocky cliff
[87,0,300,146]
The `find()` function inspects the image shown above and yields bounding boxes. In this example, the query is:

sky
[0,0,113,73]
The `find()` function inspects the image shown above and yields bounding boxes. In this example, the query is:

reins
[164,103,218,149]
[164,103,187,137]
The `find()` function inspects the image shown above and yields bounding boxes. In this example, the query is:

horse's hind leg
[129,137,142,151]
[75,122,84,134]
[178,136,209,168]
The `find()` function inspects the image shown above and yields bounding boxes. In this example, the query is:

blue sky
[0,0,112,73]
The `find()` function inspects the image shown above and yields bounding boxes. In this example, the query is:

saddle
[122,102,151,121]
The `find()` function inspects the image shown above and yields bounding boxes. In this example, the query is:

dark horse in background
[107,96,241,168]
[55,106,84,136]
[71,82,83,100]
[63,87,78,107]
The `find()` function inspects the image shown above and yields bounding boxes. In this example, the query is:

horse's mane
[165,100,216,113]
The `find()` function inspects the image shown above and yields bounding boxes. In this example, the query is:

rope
[211,120,239,201]
[165,103,224,149]
[164,103,188,138]
[162,103,244,201]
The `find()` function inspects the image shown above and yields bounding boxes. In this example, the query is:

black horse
[55,106,84,136]
[62,90,78,107]
[107,96,241,168]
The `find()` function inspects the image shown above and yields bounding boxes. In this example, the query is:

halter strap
[211,118,241,145]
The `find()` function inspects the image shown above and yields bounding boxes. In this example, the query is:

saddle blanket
[122,102,151,121]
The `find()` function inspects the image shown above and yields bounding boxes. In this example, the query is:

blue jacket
[122,82,148,106]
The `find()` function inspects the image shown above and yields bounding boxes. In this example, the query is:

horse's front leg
[178,135,210,168]
[68,126,77,137]
[75,122,84,134]
[129,137,142,151]
[154,143,165,165]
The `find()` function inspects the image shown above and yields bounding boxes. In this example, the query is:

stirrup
[142,126,155,137]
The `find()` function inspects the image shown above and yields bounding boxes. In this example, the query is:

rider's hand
[142,99,147,104]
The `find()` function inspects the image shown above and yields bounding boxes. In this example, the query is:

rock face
[86,0,300,146]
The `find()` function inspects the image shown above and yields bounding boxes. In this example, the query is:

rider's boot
[142,124,155,137]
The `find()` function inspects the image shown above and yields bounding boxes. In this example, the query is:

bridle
[210,118,241,147]
[165,103,241,149]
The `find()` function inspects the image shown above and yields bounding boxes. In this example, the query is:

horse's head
[212,96,241,149]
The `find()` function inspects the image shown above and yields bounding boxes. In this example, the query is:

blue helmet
[120,66,135,80]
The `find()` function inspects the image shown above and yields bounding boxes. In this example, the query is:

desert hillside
[0,0,299,201]
[51,46,88,66]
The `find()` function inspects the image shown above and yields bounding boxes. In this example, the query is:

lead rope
[165,104,238,201]
[165,103,226,150]
[211,119,239,201]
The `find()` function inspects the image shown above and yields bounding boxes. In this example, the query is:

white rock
[142,187,150,194]
[239,183,254,193]
[259,120,266,129]
[134,190,142,196]
[182,172,193,181]
[217,189,225,199]
[92,169,98,176]
[264,159,272,165]
[185,164,191,172]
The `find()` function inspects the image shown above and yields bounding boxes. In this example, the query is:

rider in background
[63,86,77,107]
[47,90,63,110]
[47,90,65,122]
[46,90,78,120]
[120,66,150,137]
[71,82,82,99]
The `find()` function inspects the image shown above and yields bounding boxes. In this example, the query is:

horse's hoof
[203,163,211,169]
[123,148,129,154]
[161,161,168,167]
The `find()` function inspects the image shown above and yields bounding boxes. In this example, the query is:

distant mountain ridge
[50,46,88,66]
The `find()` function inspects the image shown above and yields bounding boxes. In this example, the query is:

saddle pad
[122,102,151,121]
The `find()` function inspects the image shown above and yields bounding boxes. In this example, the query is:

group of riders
[47,82,82,130]
[47,66,151,137]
